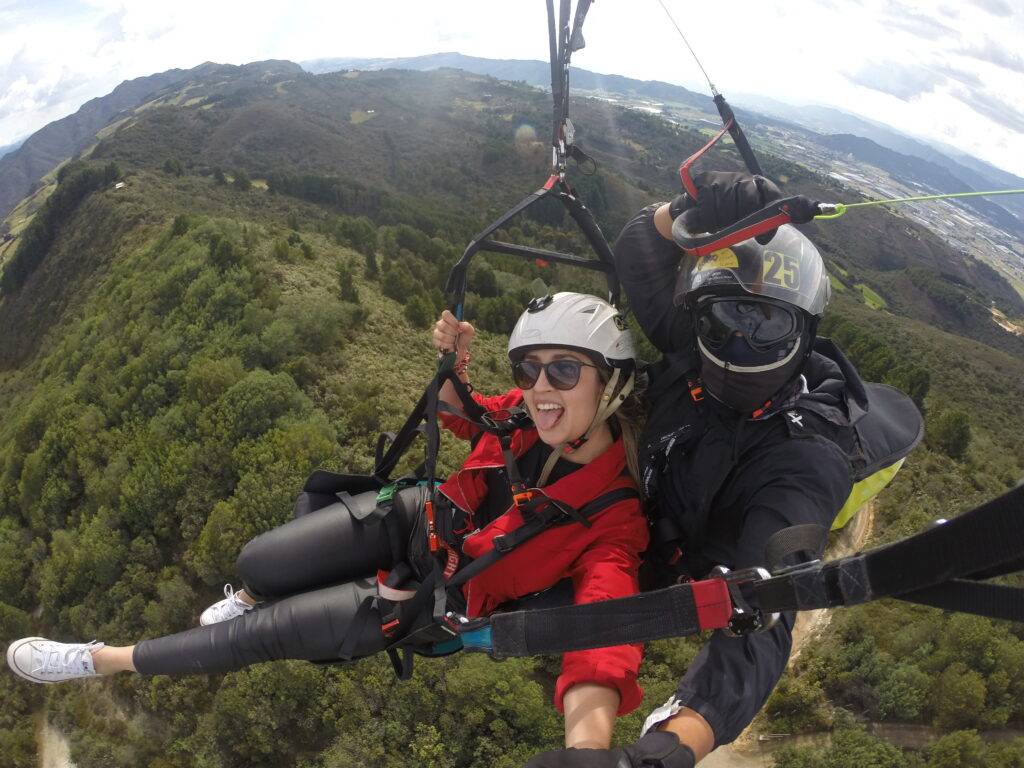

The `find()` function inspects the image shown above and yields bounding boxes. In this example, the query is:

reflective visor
[696,298,802,353]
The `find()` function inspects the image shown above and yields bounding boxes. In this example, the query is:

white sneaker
[7,637,104,684]
[199,584,254,626]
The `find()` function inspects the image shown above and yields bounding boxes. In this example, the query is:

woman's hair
[597,366,646,497]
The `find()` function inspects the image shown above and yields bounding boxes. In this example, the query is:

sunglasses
[696,298,802,353]
[512,359,598,391]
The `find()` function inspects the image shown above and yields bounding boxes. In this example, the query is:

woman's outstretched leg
[135,577,389,675]
[8,577,390,683]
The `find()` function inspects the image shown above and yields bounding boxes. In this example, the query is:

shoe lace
[209,584,249,621]
[36,642,99,676]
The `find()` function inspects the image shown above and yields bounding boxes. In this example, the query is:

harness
[292,365,638,678]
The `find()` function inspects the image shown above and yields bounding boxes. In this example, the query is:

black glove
[521,732,696,768]
[669,170,783,244]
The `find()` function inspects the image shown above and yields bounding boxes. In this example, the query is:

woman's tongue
[535,404,564,431]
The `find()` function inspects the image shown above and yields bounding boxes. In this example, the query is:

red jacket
[438,389,649,716]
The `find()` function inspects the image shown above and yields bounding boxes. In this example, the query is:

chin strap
[536,368,636,487]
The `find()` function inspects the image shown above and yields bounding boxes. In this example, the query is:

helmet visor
[674,225,831,317]
[696,297,802,353]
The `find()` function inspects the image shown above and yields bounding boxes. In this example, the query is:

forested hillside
[0,63,1022,768]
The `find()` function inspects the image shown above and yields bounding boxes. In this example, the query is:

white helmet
[507,293,637,485]
[507,292,635,372]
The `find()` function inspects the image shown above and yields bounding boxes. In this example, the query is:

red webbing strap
[692,578,733,630]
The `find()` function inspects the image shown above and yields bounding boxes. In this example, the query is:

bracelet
[453,351,470,376]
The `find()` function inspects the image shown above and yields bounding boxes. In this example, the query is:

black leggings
[133,493,419,675]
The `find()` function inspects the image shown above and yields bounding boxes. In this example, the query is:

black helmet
[673,226,830,414]
[673,225,831,318]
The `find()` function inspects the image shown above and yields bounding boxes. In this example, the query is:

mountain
[0,61,305,223]
[1,60,1023,768]
[302,51,717,113]
[0,139,24,160]
[0,68,196,221]
[304,54,1024,235]
[2,59,1023,358]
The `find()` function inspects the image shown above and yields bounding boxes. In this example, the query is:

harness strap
[763,524,829,570]
[900,580,1024,623]
[464,484,1024,657]
[448,486,640,589]
[758,482,1024,612]
[483,578,733,657]
[374,486,640,676]
[374,368,486,483]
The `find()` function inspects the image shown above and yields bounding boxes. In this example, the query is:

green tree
[764,675,833,733]
[876,662,930,720]
[928,409,971,460]
[163,157,184,176]
[334,214,378,257]
[885,363,930,410]
[180,358,243,411]
[772,746,823,768]
[171,214,190,237]
[405,293,437,328]
[365,250,380,280]
[927,730,987,768]
[198,369,312,443]
[469,262,499,298]
[381,261,419,303]
[822,727,907,768]
[932,662,986,730]
[233,168,252,191]
[336,259,361,303]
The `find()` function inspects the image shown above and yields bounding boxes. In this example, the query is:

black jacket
[616,205,860,745]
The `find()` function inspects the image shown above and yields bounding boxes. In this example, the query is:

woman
[7,292,648,750]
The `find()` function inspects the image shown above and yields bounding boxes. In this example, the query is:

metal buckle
[482,407,532,433]
[710,565,780,637]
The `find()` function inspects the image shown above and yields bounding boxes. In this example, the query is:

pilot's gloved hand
[521,732,696,768]
[669,170,782,244]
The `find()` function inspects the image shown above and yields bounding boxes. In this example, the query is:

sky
[2,0,1024,178]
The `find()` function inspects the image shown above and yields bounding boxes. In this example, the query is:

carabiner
[710,565,780,636]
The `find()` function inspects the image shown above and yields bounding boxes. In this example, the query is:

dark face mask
[697,334,807,413]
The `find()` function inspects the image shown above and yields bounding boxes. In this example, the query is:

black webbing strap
[470,484,1024,657]
[488,582,705,657]
[763,524,829,570]
[374,368,485,482]
[755,483,1024,613]
[900,580,1024,623]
